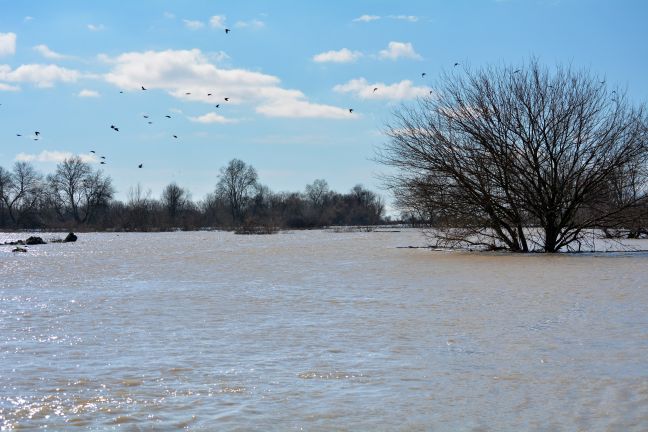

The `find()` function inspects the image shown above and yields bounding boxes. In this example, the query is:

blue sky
[1,0,647,203]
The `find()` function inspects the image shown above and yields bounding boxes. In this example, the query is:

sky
[1,0,647,203]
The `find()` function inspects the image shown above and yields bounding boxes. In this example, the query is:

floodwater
[1,229,647,431]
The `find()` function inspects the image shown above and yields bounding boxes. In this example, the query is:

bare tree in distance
[161,182,190,226]
[0,162,43,227]
[305,179,330,224]
[47,156,114,224]
[379,59,648,252]
[216,158,259,225]
[126,183,154,229]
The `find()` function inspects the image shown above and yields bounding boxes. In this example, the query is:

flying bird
[138,164,143,168]
[373,87,378,92]
[34,131,40,136]
[454,62,460,67]
[90,150,96,153]
[119,91,124,94]
[514,69,521,73]
[16,134,21,137]
[224,97,230,102]
[148,121,153,124]
[101,156,106,159]
[165,115,171,118]
[421,72,426,78]
[143,115,149,118]
[215,104,220,108]
[173,135,178,139]
[141,86,147,91]
[207,93,212,96]
[185,92,191,95]
[100,161,106,164]
[349,108,354,113]
[225,28,231,34]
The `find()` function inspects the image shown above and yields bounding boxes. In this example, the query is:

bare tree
[48,156,114,224]
[126,183,154,229]
[216,159,258,225]
[0,162,43,227]
[305,179,330,208]
[161,182,189,226]
[379,60,648,252]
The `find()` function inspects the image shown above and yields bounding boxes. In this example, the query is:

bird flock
[5,25,468,172]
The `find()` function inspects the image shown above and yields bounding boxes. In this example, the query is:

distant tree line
[0,157,385,231]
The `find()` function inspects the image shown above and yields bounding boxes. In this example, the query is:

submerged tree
[380,60,648,252]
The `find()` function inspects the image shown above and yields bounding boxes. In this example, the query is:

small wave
[298,371,366,380]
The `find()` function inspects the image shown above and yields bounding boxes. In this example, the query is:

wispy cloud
[0,32,17,57]
[0,64,81,87]
[0,82,20,91]
[189,112,237,124]
[353,15,380,22]
[234,19,265,29]
[378,41,422,60]
[256,99,352,119]
[87,23,105,32]
[388,15,419,22]
[33,44,69,60]
[312,48,362,63]
[353,14,419,23]
[183,19,205,30]
[209,15,227,28]
[163,11,175,19]
[24,16,34,22]
[78,89,100,98]
[334,78,431,100]
[16,151,97,163]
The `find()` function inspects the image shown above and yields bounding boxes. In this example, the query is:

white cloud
[0,82,20,91]
[189,112,237,124]
[235,19,265,29]
[0,32,17,57]
[353,15,380,22]
[103,48,349,119]
[312,48,362,63]
[378,41,422,60]
[209,15,227,28]
[33,44,68,60]
[183,19,205,30]
[78,89,100,97]
[256,99,352,119]
[389,15,419,22]
[0,64,81,87]
[87,24,105,31]
[334,78,431,100]
[24,16,34,22]
[208,50,230,63]
[15,151,97,163]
